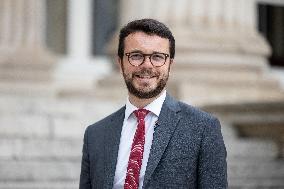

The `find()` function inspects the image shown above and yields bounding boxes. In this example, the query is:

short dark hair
[118,18,175,59]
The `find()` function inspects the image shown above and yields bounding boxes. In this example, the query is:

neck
[128,90,165,108]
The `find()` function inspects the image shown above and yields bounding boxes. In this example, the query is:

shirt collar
[125,90,167,119]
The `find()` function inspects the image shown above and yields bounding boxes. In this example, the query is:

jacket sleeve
[79,127,91,189]
[198,117,228,189]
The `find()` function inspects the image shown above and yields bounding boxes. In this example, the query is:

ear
[168,59,174,74]
[170,58,174,66]
[116,56,123,74]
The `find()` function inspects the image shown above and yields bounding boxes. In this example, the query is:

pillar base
[53,57,112,97]
[0,46,58,97]
[0,47,56,82]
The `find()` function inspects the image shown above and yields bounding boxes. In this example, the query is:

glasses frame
[124,52,169,67]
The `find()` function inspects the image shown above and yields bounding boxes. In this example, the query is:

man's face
[119,32,172,99]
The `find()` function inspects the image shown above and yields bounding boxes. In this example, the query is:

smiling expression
[119,32,172,99]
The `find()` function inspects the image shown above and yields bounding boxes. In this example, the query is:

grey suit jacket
[79,94,227,189]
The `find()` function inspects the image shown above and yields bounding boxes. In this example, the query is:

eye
[129,53,144,60]
[151,53,165,61]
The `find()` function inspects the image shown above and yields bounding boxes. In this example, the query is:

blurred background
[0,0,284,188]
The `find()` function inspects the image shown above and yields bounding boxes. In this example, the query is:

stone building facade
[0,0,284,188]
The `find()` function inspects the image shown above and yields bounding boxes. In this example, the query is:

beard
[122,66,170,99]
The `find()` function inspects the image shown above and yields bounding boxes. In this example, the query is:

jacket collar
[103,93,181,188]
[143,93,181,188]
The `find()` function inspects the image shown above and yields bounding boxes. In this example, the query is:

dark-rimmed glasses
[125,52,169,67]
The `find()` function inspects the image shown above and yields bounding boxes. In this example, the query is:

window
[258,3,284,67]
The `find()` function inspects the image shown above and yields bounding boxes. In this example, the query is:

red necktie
[124,109,150,189]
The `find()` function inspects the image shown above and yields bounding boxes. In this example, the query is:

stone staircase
[0,90,284,188]
[0,93,122,189]
[222,120,284,188]
[1,57,284,188]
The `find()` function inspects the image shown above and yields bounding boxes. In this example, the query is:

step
[180,85,284,106]
[0,55,54,82]
[0,113,92,139]
[0,82,56,97]
[228,159,284,179]
[228,178,284,189]
[172,61,266,74]
[226,139,277,159]
[0,160,80,182]
[0,114,51,138]
[0,138,82,160]
[0,70,52,82]
[0,94,119,117]
[0,182,78,189]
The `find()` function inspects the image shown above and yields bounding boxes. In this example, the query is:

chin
[125,76,167,99]
[134,87,164,99]
[136,86,157,94]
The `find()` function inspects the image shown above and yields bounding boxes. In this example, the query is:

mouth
[135,74,155,79]
[134,74,157,83]
[132,69,159,83]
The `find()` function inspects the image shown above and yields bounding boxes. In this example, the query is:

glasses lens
[150,53,166,66]
[128,53,144,66]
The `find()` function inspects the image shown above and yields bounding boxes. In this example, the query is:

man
[80,18,227,189]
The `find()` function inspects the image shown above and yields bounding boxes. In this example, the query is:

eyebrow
[128,50,143,54]
[128,50,167,54]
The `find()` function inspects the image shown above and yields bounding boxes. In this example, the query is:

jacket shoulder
[86,106,125,132]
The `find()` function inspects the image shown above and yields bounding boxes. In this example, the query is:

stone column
[68,0,92,59]
[0,0,50,52]
[54,0,111,95]
[0,0,55,86]
[117,0,271,64]
[108,0,284,106]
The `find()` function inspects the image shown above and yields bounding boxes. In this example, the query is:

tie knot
[134,109,149,120]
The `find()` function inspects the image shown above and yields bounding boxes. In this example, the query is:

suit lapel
[103,107,125,188]
[143,95,181,188]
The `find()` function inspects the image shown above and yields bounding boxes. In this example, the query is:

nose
[141,55,153,68]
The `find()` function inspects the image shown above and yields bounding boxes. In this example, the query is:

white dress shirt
[113,90,167,189]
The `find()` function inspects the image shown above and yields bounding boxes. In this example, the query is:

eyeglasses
[125,52,169,67]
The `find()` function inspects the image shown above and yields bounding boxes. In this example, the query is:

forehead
[124,32,170,53]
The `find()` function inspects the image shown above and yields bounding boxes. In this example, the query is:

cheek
[125,67,136,75]
[121,62,132,73]
[122,66,137,79]
[159,66,170,76]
